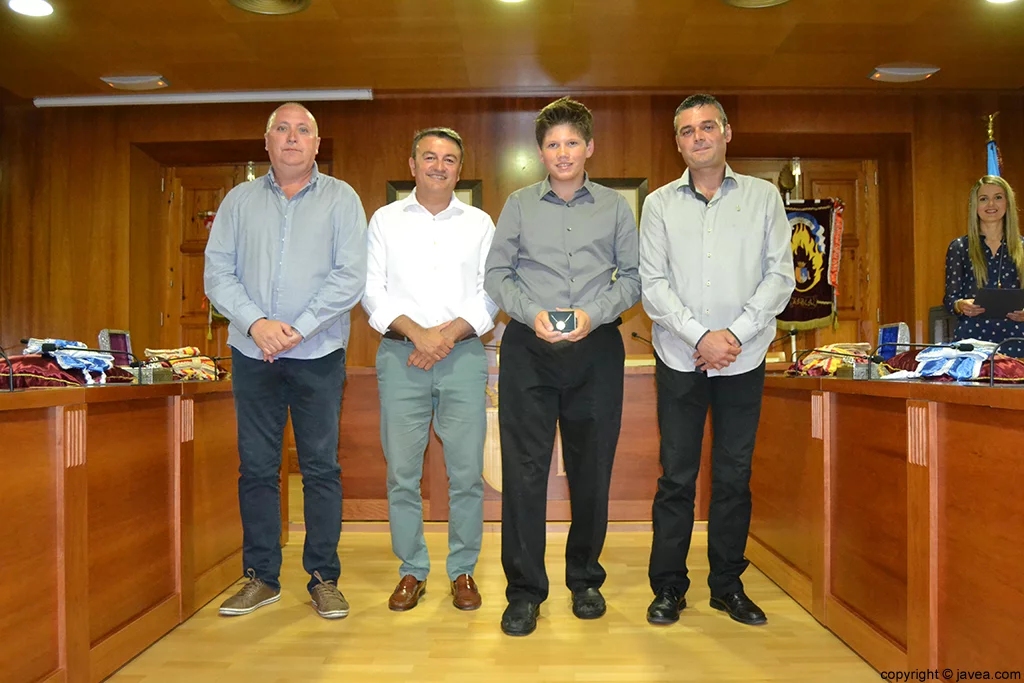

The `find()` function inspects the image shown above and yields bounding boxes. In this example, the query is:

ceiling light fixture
[100,75,170,91]
[227,0,310,15]
[868,63,940,83]
[720,0,790,8]
[8,0,53,16]
[33,88,373,108]
[985,0,1017,4]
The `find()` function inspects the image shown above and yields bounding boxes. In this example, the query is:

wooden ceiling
[1,0,1023,99]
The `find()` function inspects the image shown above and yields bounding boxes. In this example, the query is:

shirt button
[706,281,711,287]
[707,228,712,233]
[571,277,576,283]
[705,309,710,314]
[707,252,712,258]
[568,227,572,231]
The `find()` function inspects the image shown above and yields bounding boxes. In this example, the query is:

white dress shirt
[639,165,795,376]
[362,189,499,337]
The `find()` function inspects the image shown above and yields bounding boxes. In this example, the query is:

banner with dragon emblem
[777,199,844,330]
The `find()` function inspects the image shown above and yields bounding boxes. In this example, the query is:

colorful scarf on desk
[144,346,217,381]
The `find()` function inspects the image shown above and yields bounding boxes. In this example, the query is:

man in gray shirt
[205,102,367,620]
[640,94,795,627]
[485,96,640,637]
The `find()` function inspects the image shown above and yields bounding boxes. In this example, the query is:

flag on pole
[987,112,1002,176]
[988,139,1001,177]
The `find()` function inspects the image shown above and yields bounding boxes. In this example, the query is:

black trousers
[232,347,345,593]
[648,355,766,598]
[498,319,625,603]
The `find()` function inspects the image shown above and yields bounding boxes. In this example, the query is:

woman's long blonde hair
[967,175,1023,287]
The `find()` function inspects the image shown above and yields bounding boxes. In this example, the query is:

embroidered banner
[778,199,845,330]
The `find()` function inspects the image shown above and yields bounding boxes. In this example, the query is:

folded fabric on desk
[881,339,1024,382]
[23,337,116,385]
[144,346,218,381]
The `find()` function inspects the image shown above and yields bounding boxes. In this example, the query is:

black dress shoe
[646,586,686,625]
[501,600,540,636]
[570,587,606,619]
[710,590,767,625]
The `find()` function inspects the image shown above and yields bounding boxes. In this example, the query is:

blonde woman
[944,175,1024,356]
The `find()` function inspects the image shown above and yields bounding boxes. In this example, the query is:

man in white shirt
[639,94,795,627]
[362,128,498,613]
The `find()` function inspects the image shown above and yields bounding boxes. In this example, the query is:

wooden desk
[747,375,1024,672]
[0,381,259,683]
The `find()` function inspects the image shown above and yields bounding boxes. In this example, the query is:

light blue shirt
[204,164,368,361]
[640,165,795,376]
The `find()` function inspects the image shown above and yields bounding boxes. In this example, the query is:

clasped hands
[693,329,741,371]
[407,321,465,370]
[533,308,592,343]
[250,318,303,363]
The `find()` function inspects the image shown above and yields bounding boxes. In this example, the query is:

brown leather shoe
[388,575,426,611]
[450,574,482,611]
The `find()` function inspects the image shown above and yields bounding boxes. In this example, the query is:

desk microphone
[770,329,798,346]
[21,339,154,368]
[988,337,1024,387]
[631,331,653,346]
[872,341,976,358]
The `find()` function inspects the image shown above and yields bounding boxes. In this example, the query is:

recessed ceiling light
[100,75,170,91]
[8,0,53,16]
[868,63,940,83]
[720,0,790,7]
[498,0,527,3]
[986,0,1017,4]
[227,0,310,14]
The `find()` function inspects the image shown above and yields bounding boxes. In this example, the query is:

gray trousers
[376,337,487,581]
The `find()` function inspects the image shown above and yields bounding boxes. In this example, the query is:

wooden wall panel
[86,398,175,645]
[3,92,1024,358]
[831,393,909,649]
[128,145,165,352]
[935,404,1024,669]
[749,386,820,581]
[0,407,61,683]
[190,393,242,583]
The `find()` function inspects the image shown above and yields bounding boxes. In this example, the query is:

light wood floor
[110,526,878,683]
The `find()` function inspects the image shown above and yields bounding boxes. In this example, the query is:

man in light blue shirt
[640,94,795,628]
[205,102,367,620]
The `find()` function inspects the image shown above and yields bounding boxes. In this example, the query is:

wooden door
[164,165,236,358]
[730,158,881,357]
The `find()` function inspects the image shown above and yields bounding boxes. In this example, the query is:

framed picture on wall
[386,179,483,209]
[590,177,648,226]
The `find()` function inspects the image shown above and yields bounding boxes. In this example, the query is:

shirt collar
[267,162,321,196]
[677,164,738,199]
[401,186,465,218]
[538,172,594,203]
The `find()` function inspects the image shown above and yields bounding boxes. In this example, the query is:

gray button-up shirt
[640,165,795,376]
[485,176,640,328]
[204,164,368,361]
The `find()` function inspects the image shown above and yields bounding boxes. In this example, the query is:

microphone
[631,331,653,346]
[770,329,798,346]
[872,341,976,359]
[988,337,1024,387]
[0,346,13,392]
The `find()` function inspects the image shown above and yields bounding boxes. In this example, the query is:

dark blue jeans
[231,347,345,593]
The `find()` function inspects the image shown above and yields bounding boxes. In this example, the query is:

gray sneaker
[310,571,349,619]
[218,569,281,616]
